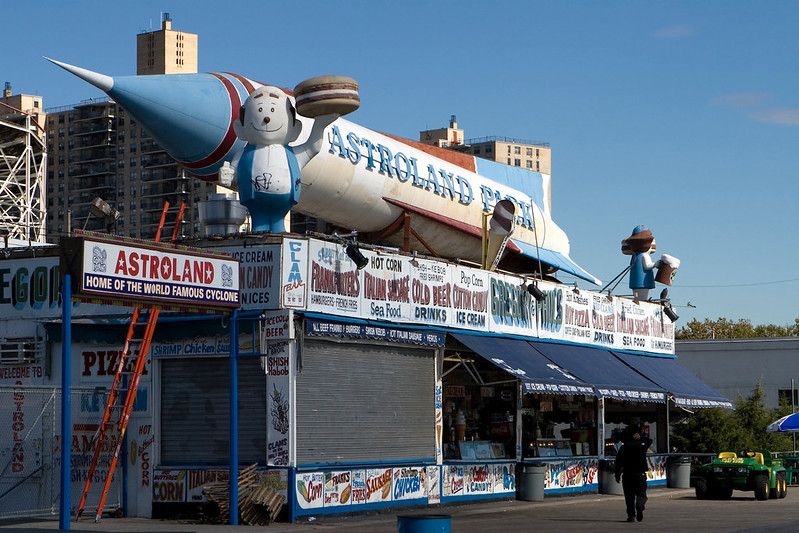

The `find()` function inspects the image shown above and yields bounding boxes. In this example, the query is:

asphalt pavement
[2,487,797,532]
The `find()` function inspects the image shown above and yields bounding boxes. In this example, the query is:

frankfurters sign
[61,236,239,310]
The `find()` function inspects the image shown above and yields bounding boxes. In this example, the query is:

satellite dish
[489,199,516,236]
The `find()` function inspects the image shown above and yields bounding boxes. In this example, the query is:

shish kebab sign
[61,235,240,311]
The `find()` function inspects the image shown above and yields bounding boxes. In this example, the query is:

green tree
[671,385,794,453]
[676,317,799,340]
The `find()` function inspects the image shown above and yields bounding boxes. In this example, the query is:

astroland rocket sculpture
[48,59,600,285]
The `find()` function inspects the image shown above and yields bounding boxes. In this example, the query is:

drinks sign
[278,238,675,355]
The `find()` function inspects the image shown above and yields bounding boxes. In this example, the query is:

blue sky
[4,1,798,326]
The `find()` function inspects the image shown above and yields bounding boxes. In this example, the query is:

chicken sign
[62,236,239,310]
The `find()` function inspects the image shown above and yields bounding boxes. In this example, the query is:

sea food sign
[62,236,240,310]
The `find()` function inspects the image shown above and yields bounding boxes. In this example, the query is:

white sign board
[77,238,239,309]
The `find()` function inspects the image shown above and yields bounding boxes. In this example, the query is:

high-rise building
[419,115,464,148]
[420,117,552,175]
[461,136,551,175]
[0,83,47,243]
[136,13,198,75]
[45,16,213,241]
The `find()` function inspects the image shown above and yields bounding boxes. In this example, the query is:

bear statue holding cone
[622,225,681,301]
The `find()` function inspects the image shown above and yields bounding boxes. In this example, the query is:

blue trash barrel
[397,514,452,533]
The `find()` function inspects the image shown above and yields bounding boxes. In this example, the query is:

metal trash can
[397,515,452,533]
[519,463,547,501]
[599,459,623,495]
[667,455,692,488]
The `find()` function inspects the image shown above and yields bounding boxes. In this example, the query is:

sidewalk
[0,488,696,532]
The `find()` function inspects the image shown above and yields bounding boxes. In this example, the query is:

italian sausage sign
[64,236,240,310]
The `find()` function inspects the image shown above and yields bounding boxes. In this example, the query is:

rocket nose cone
[44,57,114,93]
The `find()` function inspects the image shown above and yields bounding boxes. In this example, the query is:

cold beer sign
[62,236,240,310]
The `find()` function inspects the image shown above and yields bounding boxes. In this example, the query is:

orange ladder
[75,201,185,521]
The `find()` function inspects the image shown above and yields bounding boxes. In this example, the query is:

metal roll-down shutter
[160,357,266,465]
[296,339,435,465]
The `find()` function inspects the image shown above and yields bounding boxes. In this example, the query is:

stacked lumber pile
[202,464,286,525]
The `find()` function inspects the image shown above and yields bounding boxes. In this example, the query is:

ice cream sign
[62,236,239,310]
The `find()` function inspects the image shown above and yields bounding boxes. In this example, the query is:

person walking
[614,426,652,522]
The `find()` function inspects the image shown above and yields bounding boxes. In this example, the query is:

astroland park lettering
[327,125,538,230]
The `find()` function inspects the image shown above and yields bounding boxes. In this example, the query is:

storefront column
[597,397,605,458]
[515,381,523,460]
[665,397,671,453]
[435,347,443,465]
[60,274,72,531]
[228,309,239,526]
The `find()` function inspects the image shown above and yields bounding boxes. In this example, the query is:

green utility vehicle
[694,450,788,501]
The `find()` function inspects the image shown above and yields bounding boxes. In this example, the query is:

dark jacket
[614,437,652,478]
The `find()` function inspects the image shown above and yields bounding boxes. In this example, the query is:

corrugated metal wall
[160,357,266,465]
[296,339,435,465]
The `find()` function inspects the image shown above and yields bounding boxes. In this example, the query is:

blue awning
[529,341,666,403]
[452,334,595,396]
[612,351,733,409]
[510,239,602,286]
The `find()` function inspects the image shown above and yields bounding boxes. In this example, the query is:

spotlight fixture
[660,288,669,301]
[527,282,546,302]
[572,284,580,295]
[663,304,679,323]
[345,242,368,270]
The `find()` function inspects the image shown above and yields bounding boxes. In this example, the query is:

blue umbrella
[767,413,799,432]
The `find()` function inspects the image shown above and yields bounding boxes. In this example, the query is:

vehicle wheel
[695,477,711,500]
[717,486,733,499]
[778,473,788,499]
[754,474,769,501]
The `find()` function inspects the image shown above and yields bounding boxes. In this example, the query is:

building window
[486,146,493,154]
[507,146,511,154]
[536,149,540,157]
[473,147,481,154]
[526,160,533,168]
[514,146,521,154]
[536,161,540,171]
[526,148,532,156]
[507,158,511,164]
[514,159,521,166]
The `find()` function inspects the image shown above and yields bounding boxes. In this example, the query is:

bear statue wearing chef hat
[621,225,681,301]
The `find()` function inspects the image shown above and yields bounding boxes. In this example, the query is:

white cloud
[651,25,695,39]
[749,108,799,126]
[712,92,771,109]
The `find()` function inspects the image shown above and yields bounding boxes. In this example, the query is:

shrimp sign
[62,236,240,310]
